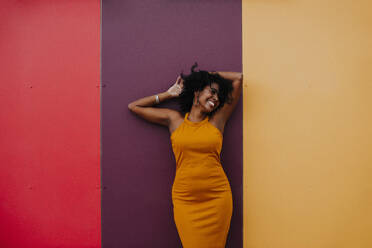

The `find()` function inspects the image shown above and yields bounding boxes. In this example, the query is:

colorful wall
[101,0,242,247]
[243,0,372,247]
[0,1,101,247]
[1,0,242,247]
[1,0,372,248]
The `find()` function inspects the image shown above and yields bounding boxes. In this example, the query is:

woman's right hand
[167,76,184,97]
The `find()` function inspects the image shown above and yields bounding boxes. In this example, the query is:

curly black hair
[178,62,234,117]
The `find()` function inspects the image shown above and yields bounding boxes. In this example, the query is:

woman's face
[195,83,220,112]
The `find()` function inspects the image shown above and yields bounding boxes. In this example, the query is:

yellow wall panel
[243,1,372,247]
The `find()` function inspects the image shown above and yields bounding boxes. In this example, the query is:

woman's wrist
[156,91,174,103]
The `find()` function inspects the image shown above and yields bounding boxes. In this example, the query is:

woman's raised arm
[127,76,184,127]
[210,71,243,124]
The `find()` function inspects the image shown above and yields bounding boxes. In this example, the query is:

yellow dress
[170,112,233,248]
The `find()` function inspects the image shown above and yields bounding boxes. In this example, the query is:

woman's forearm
[212,71,243,102]
[128,91,174,109]
[212,71,243,81]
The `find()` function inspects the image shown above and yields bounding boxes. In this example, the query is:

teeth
[208,101,215,107]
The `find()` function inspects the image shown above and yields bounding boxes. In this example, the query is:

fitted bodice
[170,112,223,171]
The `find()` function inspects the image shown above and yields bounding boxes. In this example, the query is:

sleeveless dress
[170,112,233,248]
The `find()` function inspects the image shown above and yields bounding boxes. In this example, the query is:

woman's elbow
[237,72,243,82]
[128,102,136,111]
[232,74,243,88]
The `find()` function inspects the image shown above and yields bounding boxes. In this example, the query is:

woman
[128,62,243,248]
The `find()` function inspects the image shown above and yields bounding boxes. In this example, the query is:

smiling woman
[128,63,242,248]
[178,63,235,119]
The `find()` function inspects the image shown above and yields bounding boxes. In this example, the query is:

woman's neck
[188,108,208,122]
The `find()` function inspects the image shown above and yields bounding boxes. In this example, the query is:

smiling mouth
[207,100,215,108]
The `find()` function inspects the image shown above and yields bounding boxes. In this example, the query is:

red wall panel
[0,1,101,247]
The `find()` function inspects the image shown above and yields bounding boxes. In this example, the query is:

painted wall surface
[101,0,242,247]
[0,1,101,247]
[243,0,372,247]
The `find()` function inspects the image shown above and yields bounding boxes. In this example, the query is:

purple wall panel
[102,0,242,247]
